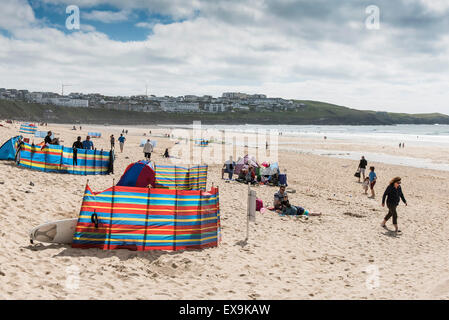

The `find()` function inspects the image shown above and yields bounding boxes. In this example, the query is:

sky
[0,0,448,114]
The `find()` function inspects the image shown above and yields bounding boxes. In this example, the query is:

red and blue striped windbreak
[154,164,208,190]
[72,184,220,251]
[17,142,113,175]
[19,123,37,134]
[117,160,155,188]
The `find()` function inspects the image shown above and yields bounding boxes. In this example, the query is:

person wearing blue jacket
[82,136,94,150]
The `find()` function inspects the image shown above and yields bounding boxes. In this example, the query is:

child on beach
[362,177,370,194]
[369,166,377,198]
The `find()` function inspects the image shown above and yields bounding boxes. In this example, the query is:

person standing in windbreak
[380,177,407,233]
[72,136,83,165]
[82,136,94,150]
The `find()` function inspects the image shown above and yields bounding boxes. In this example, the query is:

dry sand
[1,121,449,299]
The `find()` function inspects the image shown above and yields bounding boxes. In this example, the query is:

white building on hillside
[47,97,89,108]
[161,102,200,112]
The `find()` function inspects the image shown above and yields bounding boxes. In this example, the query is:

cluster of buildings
[0,88,306,113]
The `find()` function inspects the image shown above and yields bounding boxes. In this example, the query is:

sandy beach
[1,121,449,300]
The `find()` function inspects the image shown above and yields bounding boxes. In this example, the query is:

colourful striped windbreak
[19,124,37,134]
[88,132,102,138]
[72,184,220,251]
[153,164,208,190]
[17,142,113,175]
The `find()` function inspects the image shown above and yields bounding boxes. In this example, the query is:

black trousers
[384,204,398,225]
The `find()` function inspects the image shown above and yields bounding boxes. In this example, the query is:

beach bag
[279,174,287,186]
[354,170,360,178]
[256,198,263,211]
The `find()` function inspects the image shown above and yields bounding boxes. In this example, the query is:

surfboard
[30,218,78,244]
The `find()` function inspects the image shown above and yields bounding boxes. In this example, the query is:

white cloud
[0,0,36,30]
[0,0,448,114]
[83,10,131,23]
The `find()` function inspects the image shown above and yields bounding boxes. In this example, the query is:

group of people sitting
[221,157,281,186]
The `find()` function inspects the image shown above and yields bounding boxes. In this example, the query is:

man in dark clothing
[381,177,407,233]
[72,136,83,165]
[44,131,53,145]
[358,156,367,183]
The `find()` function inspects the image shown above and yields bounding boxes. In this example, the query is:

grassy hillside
[1,99,448,125]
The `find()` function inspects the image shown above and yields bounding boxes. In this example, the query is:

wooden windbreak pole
[142,186,151,251]
[107,178,115,250]
[173,188,178,251]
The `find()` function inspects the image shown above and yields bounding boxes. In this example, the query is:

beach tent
[88,132,102,138]
[117,160,156,188]
[259,162,280,176]
[140,139,157,147]
[0,136,22,160]
[234,155,259,175]
[194,139,209,147]
[72,184,220,251]
[17,142,114,175]
[19,123,37,135]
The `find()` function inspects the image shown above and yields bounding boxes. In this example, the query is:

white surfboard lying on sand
[30,218,78,244]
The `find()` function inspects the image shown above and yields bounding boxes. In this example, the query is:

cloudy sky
[0,0,448,114]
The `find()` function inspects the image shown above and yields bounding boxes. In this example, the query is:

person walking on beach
[110,134,115,150]
[143,139,153,160]
[368,166,377,198]
[118,134,126,153]
[381,177,407,233]
[362,177,370,195]
[357,156,367,183]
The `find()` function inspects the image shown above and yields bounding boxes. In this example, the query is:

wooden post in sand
[246,185,256,241]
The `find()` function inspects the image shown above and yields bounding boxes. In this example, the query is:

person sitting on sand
[222,156,235,180]
[362,177,370,195]
[246,166,257,185]
[44,131,53,145]
[235,167,248,183]
[274,185,288,211]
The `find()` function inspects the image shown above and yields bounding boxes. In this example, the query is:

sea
[160,124,449,172]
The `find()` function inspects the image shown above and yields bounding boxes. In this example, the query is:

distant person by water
[381,177,407,233]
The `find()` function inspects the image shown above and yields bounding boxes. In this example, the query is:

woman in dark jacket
[380,177,407,233]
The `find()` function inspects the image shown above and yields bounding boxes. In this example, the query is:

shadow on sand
[22,242,206,263]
